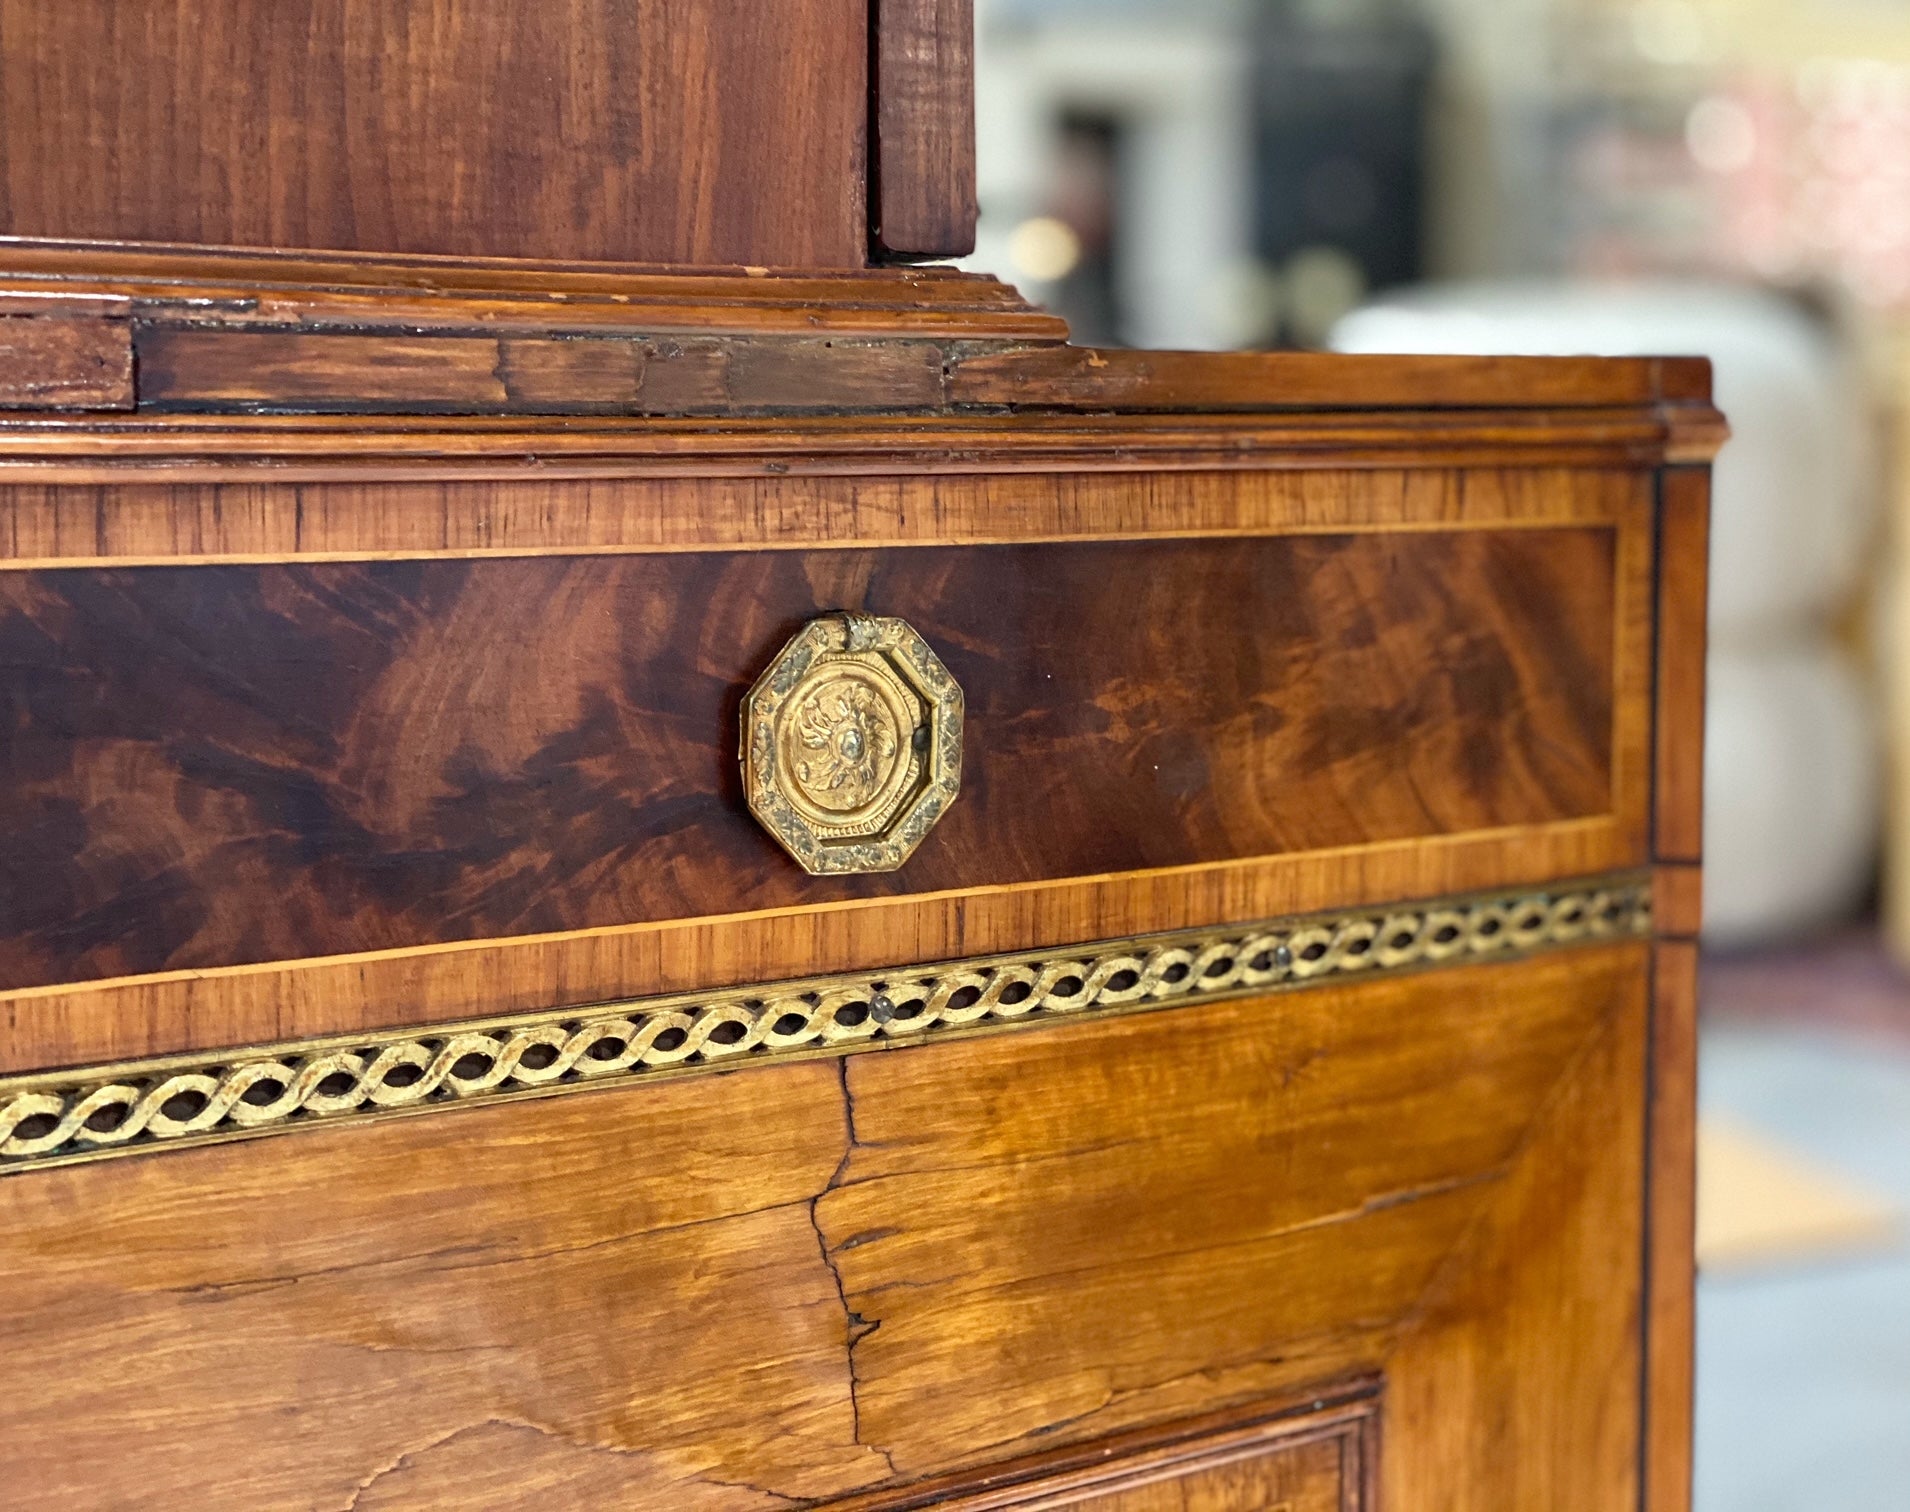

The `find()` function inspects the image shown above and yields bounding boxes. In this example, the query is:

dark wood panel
[872,0,978,258]
[0,947,1640,1508]
[0,530,1619,989]
[137,329,950,415]
[0,0,870,268]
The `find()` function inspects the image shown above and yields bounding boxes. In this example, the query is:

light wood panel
[1647,941,1700,1512]
[1384,936,1648,1511]
[0,945,1647,1508]
[0,465,1643,569]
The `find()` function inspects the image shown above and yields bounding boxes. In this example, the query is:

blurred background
[962,1,1910,1506]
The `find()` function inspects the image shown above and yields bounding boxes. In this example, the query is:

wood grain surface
[0,529,1622,992]
[0,945,1648,1509]
[0,832,1641,1078]
[949,346,1716,419]
[1383,933,1647,1511]
[137,330,951,416]
[0,464,1638,569]
[954,1429,1349,1510]
[129,329,1720,430]
[870,0,978,258]
[1647,940,1700,1512]
[0,411,1704,494]
[0,314,133,410]
[831,1397,1375,1510]
[0,0,871,268]
[1654,467,1711,864]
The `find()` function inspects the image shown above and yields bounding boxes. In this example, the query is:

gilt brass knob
[742,614,964,875]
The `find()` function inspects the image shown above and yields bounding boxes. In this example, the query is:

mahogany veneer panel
[0,946,1645,1509]
[0,0,870,267]
[0,528,1622,990]
[871,0,978,259]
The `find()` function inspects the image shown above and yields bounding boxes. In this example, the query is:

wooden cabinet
[0,6,1714,1510]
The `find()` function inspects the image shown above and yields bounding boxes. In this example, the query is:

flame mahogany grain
[0,528,1619,990]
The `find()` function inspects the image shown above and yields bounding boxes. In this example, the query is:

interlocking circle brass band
[0,875,1650,1176]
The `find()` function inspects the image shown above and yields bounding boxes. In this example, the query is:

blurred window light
[1687,97,1758,175]
[1007,216,1083,283]
[1284,246,1368,351]
[1630,0,1706,67]
[1203,257,1285,351]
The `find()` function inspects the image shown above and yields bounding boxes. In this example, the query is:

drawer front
[0,464,1655,1074]
[0,939,1647,1510]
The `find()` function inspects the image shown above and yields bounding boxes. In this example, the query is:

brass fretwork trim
[0,874,1651,1176]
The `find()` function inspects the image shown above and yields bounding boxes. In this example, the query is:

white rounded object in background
[1702,642,1880,946]
[1333,281,1873,644]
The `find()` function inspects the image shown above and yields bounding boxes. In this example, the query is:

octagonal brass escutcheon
[742,614,964,875]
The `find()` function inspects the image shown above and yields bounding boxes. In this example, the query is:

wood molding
[0,313,132,410]
[949,345,1717,415]
[0,410,1715,489]
[0,262,1727,449]
[0,258,1066,339]
[835,1392,1378,1509]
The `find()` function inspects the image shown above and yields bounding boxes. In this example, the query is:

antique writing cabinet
[0,5,1718,1509]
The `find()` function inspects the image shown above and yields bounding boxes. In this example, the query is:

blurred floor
[1695,936,1910,1512]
